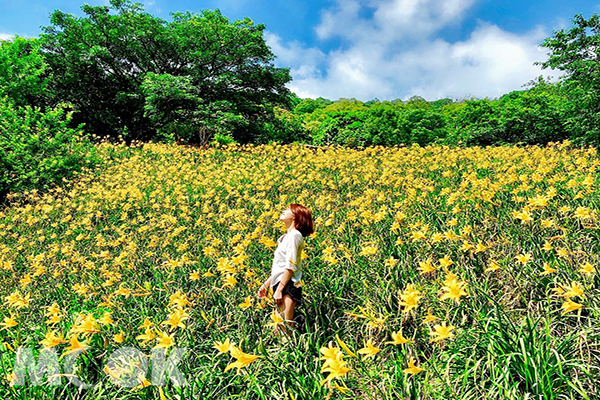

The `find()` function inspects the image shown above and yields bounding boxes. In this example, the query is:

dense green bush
[364,103,407,145]
[445,84,568,146]
[0,36,51,108]
[311,110,368,146]
[447,99,503,146]
[262,106,310,144]
[498,88,567,145]
[304,100,447,147]
[0,99,101,203]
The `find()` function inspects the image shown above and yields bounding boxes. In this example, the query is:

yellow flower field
[0,140,598,399]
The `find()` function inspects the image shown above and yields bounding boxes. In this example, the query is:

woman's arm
[262,276,272,288]
[273,268,293,303]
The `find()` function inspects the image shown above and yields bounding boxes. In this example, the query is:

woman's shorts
[272,280,303,305]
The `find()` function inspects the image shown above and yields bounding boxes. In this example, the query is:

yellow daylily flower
[403,357,423,375]
[214,338,233,354]
[561,299,583,315]
[357,339,381,359]
[386,330,410,345]
[429,322,455,343]
[40,330,67,348]
[224,345,260,374]
[540,263,556,276]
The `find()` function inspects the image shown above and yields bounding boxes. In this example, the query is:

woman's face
[279,207,294,224]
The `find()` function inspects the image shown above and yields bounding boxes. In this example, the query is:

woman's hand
[257,285,267,299]
[273,289,283,304]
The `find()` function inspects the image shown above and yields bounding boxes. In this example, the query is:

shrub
[0,99,101,203]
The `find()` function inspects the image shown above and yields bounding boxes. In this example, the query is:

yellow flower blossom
[423,310,439,323]
[561,299,583,315]
[319,341,344,367]
[169,290,190,307]
[214,338,233,354]
[429,322,455,343]
[154,331,175,349]
[223,274,237,288]
[0,313,18,330]
[403,357,423,375]
[162,308,189,330]
[540,263,556,276]
[556,248,570,257]
[319,342,350,385]
[515,253,531,265]
[357,339,381,359]
[578,262,595,275]
[417,260,436,274]
[113,332,126,343]
[484,260,501,272]
[139,318,154,330]
[46,314,62,326]
[386,330,410,345]
[62,336,89,357]
[238,296,253,309]
[266,310,284,328]
[224,345,260,374]
[562,282,584,298]
[136,327,156,346]
[4,291,31,309]
[189,271,200,280]
[70,314,100,338]
[438,255,453,269]
[40,330,67,348]
[440,279,468,304]
[399,284,422,313]
[98,312,114,325]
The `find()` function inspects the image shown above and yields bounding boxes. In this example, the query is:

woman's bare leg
[276,294,297,335]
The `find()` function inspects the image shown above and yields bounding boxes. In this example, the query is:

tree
[40,0,292,144]
[538,14,600,144]
[498,87,567,145]
[0,36,52,108]
[450,99,503,146]
[141,73,243,144]
[293,98,327,114]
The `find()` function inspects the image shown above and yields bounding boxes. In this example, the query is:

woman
[257,203,314,334]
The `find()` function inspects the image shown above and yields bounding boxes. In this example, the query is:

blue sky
[1,0,599,101]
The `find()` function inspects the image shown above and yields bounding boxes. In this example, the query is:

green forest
[1,0,600,201]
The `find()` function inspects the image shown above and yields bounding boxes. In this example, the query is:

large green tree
[538,14,600,144]
[40,0,292,143]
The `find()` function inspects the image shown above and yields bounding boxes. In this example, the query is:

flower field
[0,140,599,399]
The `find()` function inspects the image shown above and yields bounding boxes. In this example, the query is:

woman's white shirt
[270,228,304,287]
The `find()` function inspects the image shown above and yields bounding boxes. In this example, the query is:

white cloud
[399,23,548,99]
[316,0,476,43]
[265,31,329,93]
[0,33,15,41]
[270,0,550,101]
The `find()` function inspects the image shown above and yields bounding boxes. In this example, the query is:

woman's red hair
[291,203,314,237]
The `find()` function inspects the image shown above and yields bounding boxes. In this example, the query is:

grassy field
[0,140,598,399]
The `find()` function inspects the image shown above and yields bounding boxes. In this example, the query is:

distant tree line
[276,79,568,147]
[1,3,600,201]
